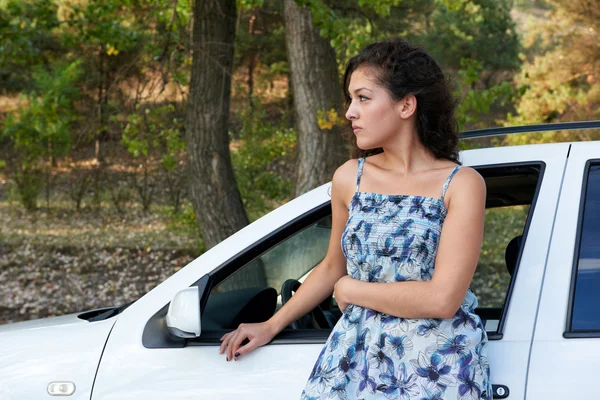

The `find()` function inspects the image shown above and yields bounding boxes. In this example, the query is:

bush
[230,108,296,220]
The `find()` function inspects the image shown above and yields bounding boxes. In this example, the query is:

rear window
[569,163,600,332]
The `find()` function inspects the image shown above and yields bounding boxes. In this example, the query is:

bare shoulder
[331,159,359,205]
[332,159,358,187]
[446,166,486,207]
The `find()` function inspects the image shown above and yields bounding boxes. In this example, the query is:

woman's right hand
[219,321,277,361]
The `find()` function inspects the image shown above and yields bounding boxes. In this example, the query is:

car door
[91,185,335,400]
[91,143,570,400]
[526,141,600,399]
[461,142,569,399]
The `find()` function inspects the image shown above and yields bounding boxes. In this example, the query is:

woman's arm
[334,167,486,319]
[220,160,356,361]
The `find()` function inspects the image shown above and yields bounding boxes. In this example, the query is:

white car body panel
[527,141,600,399]
[0,314,116,400]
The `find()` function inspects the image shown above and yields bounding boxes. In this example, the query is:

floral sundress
[301,158,491,400]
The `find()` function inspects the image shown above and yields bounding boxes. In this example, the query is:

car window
[200,214,332,332]
[569,163,600,332]
[211,215,331,295]
[471,205,529,332]
[470,164,543,338]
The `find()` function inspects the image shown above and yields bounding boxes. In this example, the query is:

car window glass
[571,164,600,331]
[201,215,332,331]
[211,215,331,295]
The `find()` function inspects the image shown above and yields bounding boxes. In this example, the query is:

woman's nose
[345,102,357,120]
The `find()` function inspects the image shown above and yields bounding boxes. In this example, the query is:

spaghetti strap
[356,158,365,192]
[441,165,462,202]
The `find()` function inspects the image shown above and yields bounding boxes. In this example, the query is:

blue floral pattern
[301,158,491,399]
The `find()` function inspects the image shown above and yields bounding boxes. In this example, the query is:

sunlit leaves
[317,108,345,130]
[508,0,599,132]
[122,104,185,171]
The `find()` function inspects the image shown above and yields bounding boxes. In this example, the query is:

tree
[423,0,520,74]
[283,0,347,197]
[1,61,82,210]
[185,0,250,249]
[506,0,599,143]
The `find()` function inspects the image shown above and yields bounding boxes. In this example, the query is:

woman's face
[345,67,406,150]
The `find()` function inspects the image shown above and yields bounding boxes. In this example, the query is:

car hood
[0,312,117,400]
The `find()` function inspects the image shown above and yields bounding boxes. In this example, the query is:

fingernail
[234,352,240,357]
[226,356,229,361]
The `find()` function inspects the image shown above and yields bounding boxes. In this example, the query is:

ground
[0,201,197,324]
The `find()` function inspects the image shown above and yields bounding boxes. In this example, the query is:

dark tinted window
[571,164,600,331]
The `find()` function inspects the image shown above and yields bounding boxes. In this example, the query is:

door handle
[492,384,509,399]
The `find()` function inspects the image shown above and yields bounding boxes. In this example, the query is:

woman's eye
[359,95,369,102]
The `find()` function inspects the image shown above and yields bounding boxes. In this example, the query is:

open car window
[471,163,543,339]
[201,214,332,332]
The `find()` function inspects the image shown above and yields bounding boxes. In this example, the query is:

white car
[1,121,600,399]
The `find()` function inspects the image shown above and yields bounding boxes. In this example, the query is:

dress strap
[441,165,462,202]
[356,158,365,192]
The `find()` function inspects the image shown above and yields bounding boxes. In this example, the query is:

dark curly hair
[342,38,460,163]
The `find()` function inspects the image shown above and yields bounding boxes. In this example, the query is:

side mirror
[166,287,201,338]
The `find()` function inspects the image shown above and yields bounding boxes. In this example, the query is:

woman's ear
[397,94,417,119]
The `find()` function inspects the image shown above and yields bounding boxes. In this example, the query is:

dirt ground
[0,201,198,325]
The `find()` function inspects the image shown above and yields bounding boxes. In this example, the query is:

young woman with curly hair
[220,37,491,400]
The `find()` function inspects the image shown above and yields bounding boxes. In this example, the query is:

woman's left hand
[333,275,356,312]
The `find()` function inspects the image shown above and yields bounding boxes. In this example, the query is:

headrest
[505,235,523,277]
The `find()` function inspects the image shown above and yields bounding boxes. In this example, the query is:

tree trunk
[283,0,347,197]
[186,0,249,249]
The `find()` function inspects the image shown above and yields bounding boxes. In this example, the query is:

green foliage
[122,104,184,169]
[163,202,205,254]
[237,0,265,9]
[1,60,82,209]
[60,1,141,51]
[231,108,296,220]
[456,58,515,130]
[424,0,520,72]
[295,0,429,69]
[122,103,186,213]
[0,0,62,91]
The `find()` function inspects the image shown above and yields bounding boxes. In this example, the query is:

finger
[233,338,259,360]
[226,330,243,361]
[229,330,250,361]
[219,331,234,354]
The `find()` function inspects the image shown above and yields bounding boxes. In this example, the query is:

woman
[219,37,490,399]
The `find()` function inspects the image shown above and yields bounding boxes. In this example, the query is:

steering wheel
[281,279,335,329]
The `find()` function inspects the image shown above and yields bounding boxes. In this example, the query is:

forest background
[0,0,598,324]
